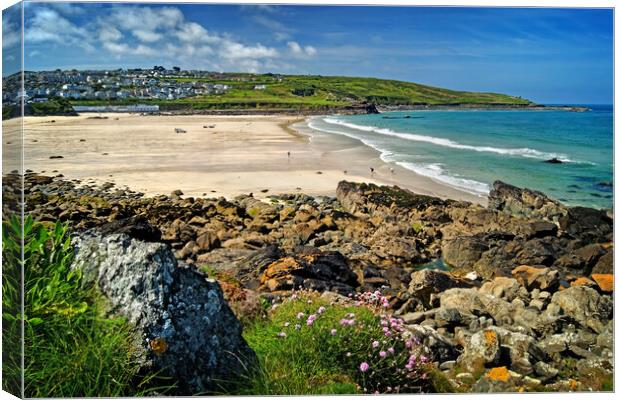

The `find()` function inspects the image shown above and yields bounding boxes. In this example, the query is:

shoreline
[4,112,484,205]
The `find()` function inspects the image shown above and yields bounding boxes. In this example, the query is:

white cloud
[25,7,92,50]
[23,4,318,73]
[99,26,122,42]
[287,41,317,58]
[2,15,20,49]
[175,22,218,44]
[221,41,278,60]
[132,29,161,43]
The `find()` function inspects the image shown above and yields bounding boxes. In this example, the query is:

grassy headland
[68,74,533,112]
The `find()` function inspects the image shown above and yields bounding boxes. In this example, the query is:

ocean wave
[308,118,490,196]
[322,117,573,162]
[395,162,490,196]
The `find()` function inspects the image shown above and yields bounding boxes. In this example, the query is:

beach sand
[2,113,485,204]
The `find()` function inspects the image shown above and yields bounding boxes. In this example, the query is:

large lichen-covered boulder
[72,232,256,394]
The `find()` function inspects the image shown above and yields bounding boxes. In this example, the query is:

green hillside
[71,73,533,110]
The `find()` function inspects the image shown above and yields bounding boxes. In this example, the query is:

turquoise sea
[309,105,613,209]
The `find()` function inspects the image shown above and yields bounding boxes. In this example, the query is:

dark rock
[408,269,474,307]
[591,251,613,274]
[97,216,162,242]
[544,158,563,164]
[442,236,488,270]
[72,232,256,394]
[260,247,358,294]
[488,180,567,223]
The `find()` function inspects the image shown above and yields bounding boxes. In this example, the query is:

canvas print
[1,1,614,397]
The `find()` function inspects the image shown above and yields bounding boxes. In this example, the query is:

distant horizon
[3,3,613,104]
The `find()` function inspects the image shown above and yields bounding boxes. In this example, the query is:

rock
[471,366,520,392]
[560,206,613,243]
[408,269,474,307]
[435,307,475,331]
[171,189,184,197]
[511,265,559,291]
[534,361,559,382]
[72,232,256,394]
[97,216,162,242]
[488,181,567,223]
[591,251,613,274]
[591,274,613,293]
[549,286,612,333]
[545,158,563,164]
[260,247,358,294]
[479,277,523,302]
[528,221,558,238]
[442,236,488,270]
[439,360,456,370]
[407,324,459,363]
[570,276,596,288]
[457,329,501,370]
[195,230,221,252]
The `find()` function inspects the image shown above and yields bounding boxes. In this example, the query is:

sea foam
[322,117,572,162]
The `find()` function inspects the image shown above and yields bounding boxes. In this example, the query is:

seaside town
[2,66,278,105]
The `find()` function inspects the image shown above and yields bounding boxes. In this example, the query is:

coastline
[4,112,484,205]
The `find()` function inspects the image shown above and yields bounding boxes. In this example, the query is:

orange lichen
[484,330,498,346]
[486,366,510,382]
[591,274,613,293]
[568,379,578,391]
[571,277,596,287]
[149,337,168,355]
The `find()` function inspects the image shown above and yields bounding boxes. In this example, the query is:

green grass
[237,291,434,395]
[2,216,170,397]
[68,73,533,111]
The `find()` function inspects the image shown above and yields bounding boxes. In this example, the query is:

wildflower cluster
[266,289,431,393]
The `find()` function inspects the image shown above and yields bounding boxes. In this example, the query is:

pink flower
[405,339,413,349]
[306,314,316,326]
[296,312,305,319]
[372,340,380,348]
[405,362,413,370]
[330,329,337,336]
[277,332,286,337]
[284,322,290,327]
[359,362,370,372]
[291,293,298,299]
[317,306,326,314]
[379,351,387,358]
[384,331,392,337]
[388,347,394,354]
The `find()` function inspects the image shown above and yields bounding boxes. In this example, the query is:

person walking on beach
[370,167,375,175]
[287,151,291,159]
[390,167,395,175]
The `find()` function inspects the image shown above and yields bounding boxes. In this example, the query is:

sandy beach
[3,113,484,204]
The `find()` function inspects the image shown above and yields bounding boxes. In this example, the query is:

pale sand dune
[2,113,485,204]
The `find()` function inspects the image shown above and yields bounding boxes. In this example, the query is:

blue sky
[2,2,614,103]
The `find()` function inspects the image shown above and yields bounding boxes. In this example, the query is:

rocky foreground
[3,172,614,393]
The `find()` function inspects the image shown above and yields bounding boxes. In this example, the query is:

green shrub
[2,215,169,397]
[240,290,432,395]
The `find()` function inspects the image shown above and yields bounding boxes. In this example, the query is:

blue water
[309,105,613,209]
